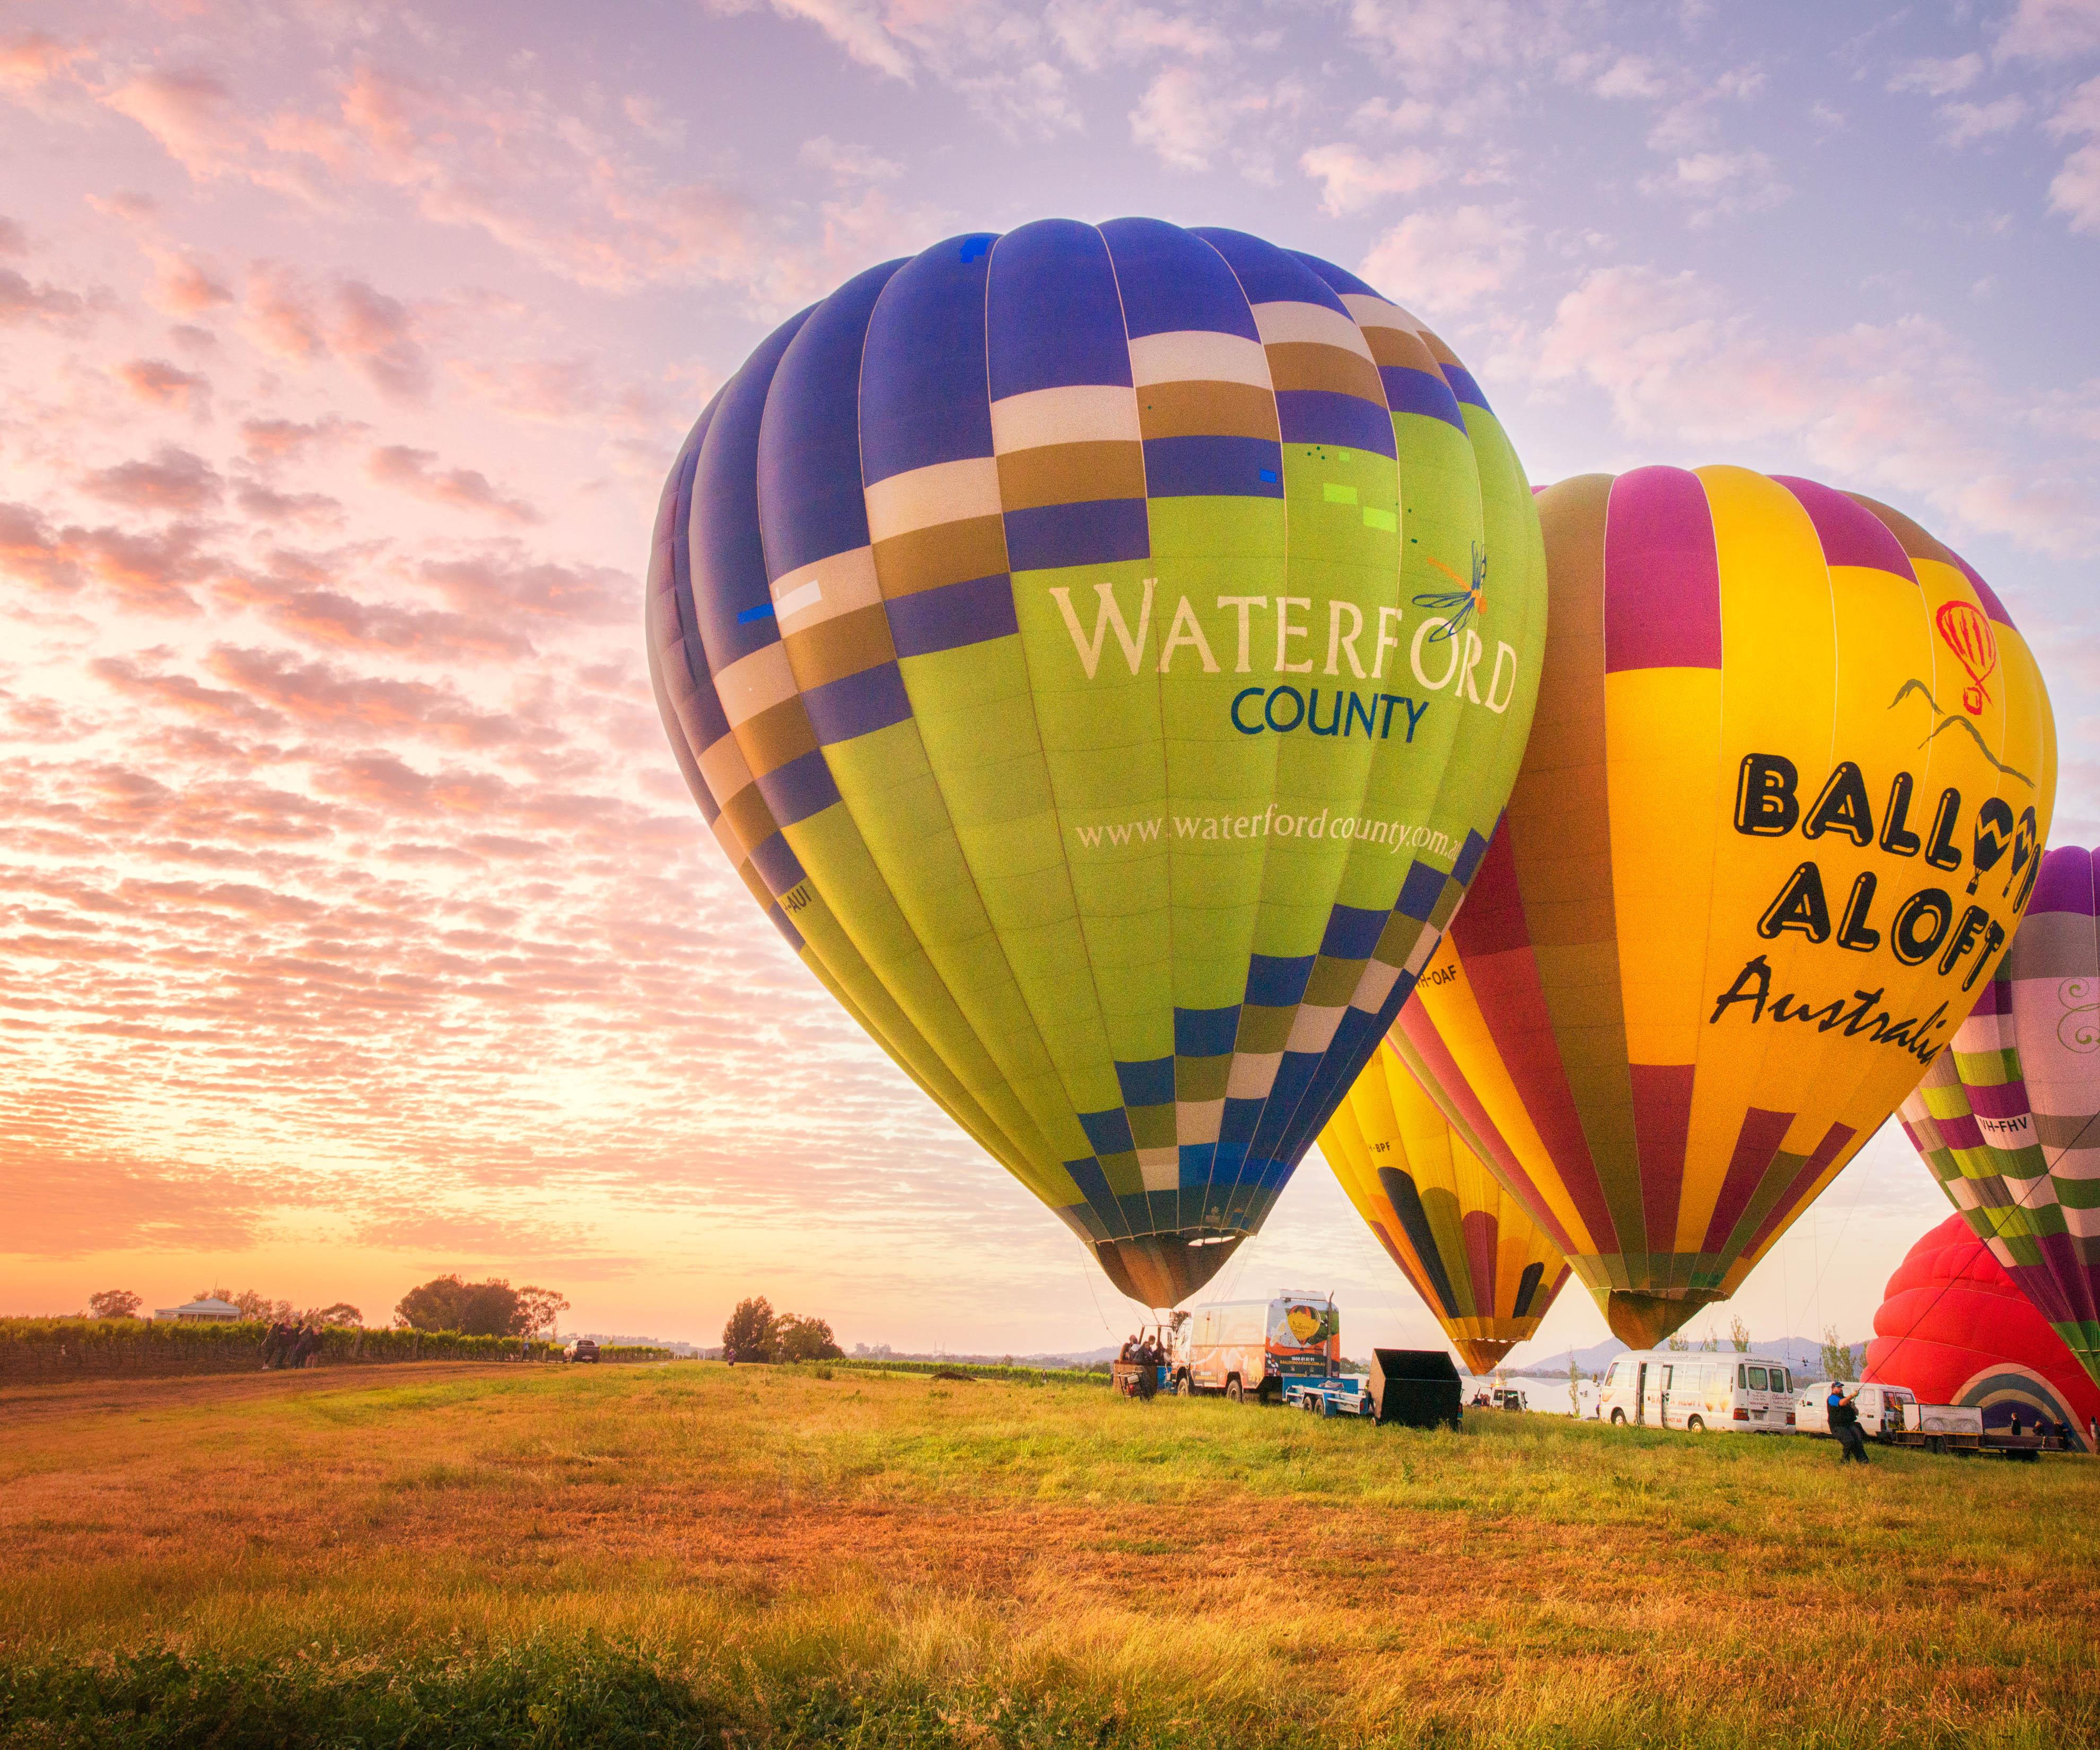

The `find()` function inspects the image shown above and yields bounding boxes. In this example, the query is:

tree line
[722,1297,841,1362]
[81,1276,571,1340]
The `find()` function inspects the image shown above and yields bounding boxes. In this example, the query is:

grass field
[2,1360,2095,1748]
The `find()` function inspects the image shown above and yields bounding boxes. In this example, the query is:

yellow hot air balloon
[1320,1037,1571,1373]
[1391,467,2056,1349]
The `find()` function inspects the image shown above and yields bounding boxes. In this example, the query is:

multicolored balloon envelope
[646,219,1547,1306]
[1389,467,2056,1349]
[1898,845,2100,1388]
[1865,1213,2098,1448]
[1319,1036,1570,1373]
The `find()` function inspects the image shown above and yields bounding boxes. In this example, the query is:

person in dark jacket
[1828,1384,1869,1464]
[288,1325,321,1370]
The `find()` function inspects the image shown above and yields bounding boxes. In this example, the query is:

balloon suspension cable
[1080,1255,1116,1338]
[1803,1141,1876,1351]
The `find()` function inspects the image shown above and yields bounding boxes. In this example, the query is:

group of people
[1117,1332,1167,1400]
[261,1320,323,1371]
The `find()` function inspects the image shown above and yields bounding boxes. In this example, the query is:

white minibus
[1596,1350,1799,1433]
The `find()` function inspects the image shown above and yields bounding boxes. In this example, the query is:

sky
[2,0,2097,1359]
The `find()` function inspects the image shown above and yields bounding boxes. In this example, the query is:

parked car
[565,1339,600,1363]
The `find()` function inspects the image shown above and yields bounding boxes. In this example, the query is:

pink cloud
[82,447,224,513]
[146,248,234,316]
[333,279,430,400]
[0,502,79,592]
[103,67,248,178]
[115,358,211,410]
[240,415,364,465]
[418,550,629,622]
[215,571,535,661]
[0,1156,268,1259]
[368,447,541,523]
[204,645,549,749]
[233,482,344,527]
[90,655,288,729]
[0,265,85,323]
[0,30,84,96]
[244,263,327,361]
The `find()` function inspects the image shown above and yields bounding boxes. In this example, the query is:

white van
[1795,1380,1918,1440]
[1597,1351,1798,1433]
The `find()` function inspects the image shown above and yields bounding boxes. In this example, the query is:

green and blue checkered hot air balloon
[646,218,1547,1306]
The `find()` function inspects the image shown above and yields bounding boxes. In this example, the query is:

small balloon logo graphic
[1935,599,1998,716]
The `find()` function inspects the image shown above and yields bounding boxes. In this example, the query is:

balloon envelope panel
[1898,846,2100,1386]
[1864,1213,2099,1447]
[648,220,1548,1305]
[1391,468,2056,1348]
[1320,1036,1571,1373]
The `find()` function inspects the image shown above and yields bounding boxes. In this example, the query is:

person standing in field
[725,1342,736,1368]
[1827,1384,1868,1465]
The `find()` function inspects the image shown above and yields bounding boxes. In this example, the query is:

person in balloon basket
[1827,1384,1869,1465]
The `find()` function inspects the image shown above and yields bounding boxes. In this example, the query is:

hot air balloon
[1388,467,2055,1348]
[1897,845,2099,1388]
[646,220,1547,1306]
[1863,1213,2098,1449]
[1319,1036,1570,1372]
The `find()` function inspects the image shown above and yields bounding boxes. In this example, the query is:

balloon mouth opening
[1456,1338,1517,1376]
[1096,1232,1246,1307]
[1598,1289,1724,1351]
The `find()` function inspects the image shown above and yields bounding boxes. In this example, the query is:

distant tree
[723,1296,776,1361]
[308,1302,363,1327]
[86,1289,142,1320]
[1818,1326,1857,1384]
[1729,1316,1752,1354]
[1701,1332,1718,1351]
[513,1285,570,1340]
[394,1275,522,1336]
[774,1312,843,1362]
[1666,1332,1689,1352]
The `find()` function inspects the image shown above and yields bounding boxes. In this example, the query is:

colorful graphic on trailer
[1389,467,2057,1350]
[645,218,1548,1307]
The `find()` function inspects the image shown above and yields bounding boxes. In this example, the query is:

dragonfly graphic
[1412,540,1486,643]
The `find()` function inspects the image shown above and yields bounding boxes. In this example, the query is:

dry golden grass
[1,1359,2095,1747]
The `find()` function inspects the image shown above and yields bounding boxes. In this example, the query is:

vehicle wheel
[1226,1378,1243,1404]
[1176,1374,1193,1397]
[1611,1408,1626,1426]
[1686,1415,1704,1433]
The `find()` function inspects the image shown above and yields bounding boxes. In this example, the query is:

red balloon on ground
[1865,1213,2100,1451]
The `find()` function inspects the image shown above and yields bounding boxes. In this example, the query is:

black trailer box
[1369,1349,1462,1429]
